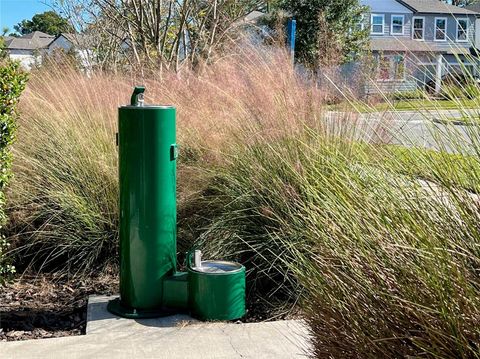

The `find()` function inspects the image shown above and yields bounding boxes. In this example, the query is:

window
[435,17,447,41]
[457,18,468,42]
[412,17,425,40]
[391,15,404,35]
[371,14,385,35]
[377,55,406,81]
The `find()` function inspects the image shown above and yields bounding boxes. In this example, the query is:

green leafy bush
[464,82,480,100]
[391,89,427,101]
[0,61,28,283]
[441,82,480,101]
[0,37,7,60]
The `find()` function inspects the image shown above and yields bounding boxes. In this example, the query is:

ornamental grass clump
[196,131,480,357]
[7,44,328,276]
[6,68,121,276]
[295,144,480,358]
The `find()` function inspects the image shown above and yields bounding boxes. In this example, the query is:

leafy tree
[442,0,478,6]
[455,0,477,6]
[14,11,73,36]
[0,38,6,60]
[274,0,369,67]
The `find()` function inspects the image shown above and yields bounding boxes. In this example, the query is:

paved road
[326,109,480,153]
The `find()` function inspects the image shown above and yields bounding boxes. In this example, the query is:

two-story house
[361,0,480,94]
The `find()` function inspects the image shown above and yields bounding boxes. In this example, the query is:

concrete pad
[87,295,199,334]
[0,295,311,359]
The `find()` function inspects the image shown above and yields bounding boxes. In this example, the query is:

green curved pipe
[130,86,145,106]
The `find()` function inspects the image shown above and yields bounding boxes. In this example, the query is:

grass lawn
[332,98,480,113]
[375,99,480,112]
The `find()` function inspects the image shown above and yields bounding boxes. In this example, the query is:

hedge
[0,60,28,284]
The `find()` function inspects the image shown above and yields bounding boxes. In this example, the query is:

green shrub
[464,82,480,100]
[441,84,464,100]
[0,61,28,283]
[391,89,427,101]
[0,37,7,60]
[441,82,480,101]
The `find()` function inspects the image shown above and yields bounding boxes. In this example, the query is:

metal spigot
[130,86,145,106]
[194,250,202,269]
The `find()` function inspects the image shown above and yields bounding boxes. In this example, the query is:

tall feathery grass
[7,44,328,274]
[6,42,480,357]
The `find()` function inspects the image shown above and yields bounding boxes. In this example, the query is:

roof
[371,37,470,55]
[6,31,55,51]
[396,0,479,15]
[3,36,13,47]
[53,33,90,47]
[466,4,480,13]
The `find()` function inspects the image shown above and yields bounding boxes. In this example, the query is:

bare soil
[0,272,118,341]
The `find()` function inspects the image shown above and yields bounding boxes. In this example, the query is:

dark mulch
[0,272,118,341]
[0,270,297,341]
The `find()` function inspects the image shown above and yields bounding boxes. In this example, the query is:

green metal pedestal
[108,87,178,318]
[108,87,246,321]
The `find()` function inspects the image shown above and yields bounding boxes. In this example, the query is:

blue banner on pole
[287,19,296,62]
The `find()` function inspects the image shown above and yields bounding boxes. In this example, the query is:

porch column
[435,54,443,95]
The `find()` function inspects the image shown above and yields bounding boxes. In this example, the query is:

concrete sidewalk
[0,295,311,359]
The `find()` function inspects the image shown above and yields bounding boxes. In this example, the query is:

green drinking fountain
[107,87,245,321]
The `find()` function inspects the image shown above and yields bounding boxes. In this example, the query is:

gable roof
[361,0,413,13]
[3,36,14,47]
[6,31,55,51]
[52,33,90,48]
[396,0,479,15]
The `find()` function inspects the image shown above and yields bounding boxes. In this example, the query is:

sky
[0,0,54,34]
[0,0,466,35]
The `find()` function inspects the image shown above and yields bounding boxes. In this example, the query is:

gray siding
[368,13,477,49]
[366,80,417,94]
[422,14,475,49]
[370,13,412,37]
[363,2,480,94]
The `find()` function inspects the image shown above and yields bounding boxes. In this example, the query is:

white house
[3,31,93,71]
[4,31,54,70]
